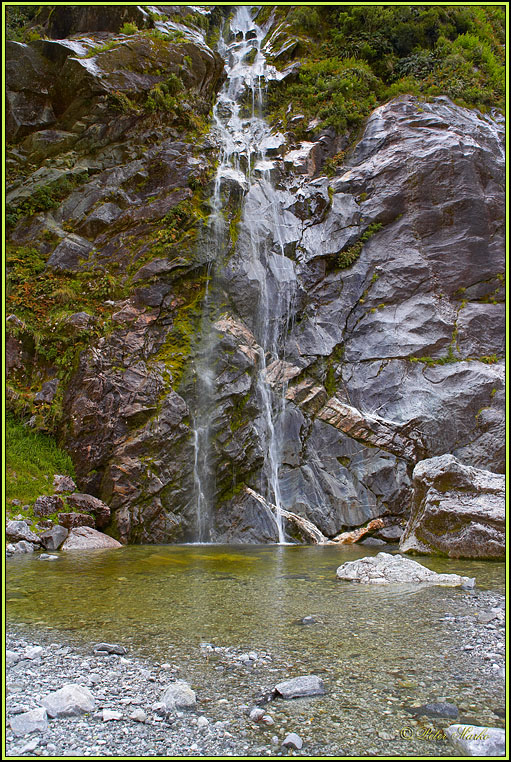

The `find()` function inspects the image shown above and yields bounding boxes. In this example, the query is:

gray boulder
[161,681,196,711]
[10,707,49,736]
[8,540,38,554]
[60,526,122,550]
[6,520,41,544]
[400,455,505,559]
[39,525,69,550]
[42,684,95,717]
[274,675,325,699]
[445,725,505,757]
[336,552,475,587]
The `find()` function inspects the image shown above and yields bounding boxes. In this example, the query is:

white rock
[282,732,303,750]
[129,709,147,723]
[445,725,505,756]
[24,646,43,660]
[10,707,48,736]
[274,675,325,699]
[197,716,209,729]
[336,552,475,587]
[102,709,122,721]
[161,681,196,711]
[42,684,95,717]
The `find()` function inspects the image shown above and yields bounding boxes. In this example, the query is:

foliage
[5,5,39,41]
[337,223,383,269]
[6,172,89,230]
[5,413,75,506]
[266,5,505,138]
[120,22,138,35]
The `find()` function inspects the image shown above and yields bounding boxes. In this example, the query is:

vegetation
[337,222,383,269]
[5,413,75,507]
[266,6,505,140]
[6,172,89,230]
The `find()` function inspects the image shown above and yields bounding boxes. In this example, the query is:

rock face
[5,6,505,551]
[60,526,123,550]
[336,552,475,587]
[400,455,505,559]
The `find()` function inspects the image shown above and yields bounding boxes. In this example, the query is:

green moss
[6,172,89,230]
[120,22,138,35]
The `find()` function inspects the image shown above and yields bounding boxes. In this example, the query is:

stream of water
[6,545,505,755]
[192,6,296,542]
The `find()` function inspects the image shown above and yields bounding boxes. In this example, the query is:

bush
[120,22,138,35]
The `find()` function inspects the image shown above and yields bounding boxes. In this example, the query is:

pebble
[282,733,303,750]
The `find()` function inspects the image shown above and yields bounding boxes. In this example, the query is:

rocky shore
[6,585,505,757]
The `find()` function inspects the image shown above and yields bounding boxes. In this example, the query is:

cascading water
[192,6,297,543]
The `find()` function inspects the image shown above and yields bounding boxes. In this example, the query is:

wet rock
[416,702,459,719]
[66,493,111,528]
[360,537,387,547]
[34,379,59,405]
[282,733,303,750]
[8,540,38,554]
[6,520,41,545]
[336,552,475,587]
[39,553,59,561]
[93,642,127,655]
[53,475,77,493]
[57,512,95,530]
[33,495,64,517]
[60,526,122,550]
[42,684,95,717]
[400,455,505,559]
[10,707,48,736]
[39,525,68,550]
[445,725,505,757]
[274,675,325,699]
[162,681,196,710]
[376,525,403,542]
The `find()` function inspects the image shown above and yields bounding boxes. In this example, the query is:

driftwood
[244,487,327,544]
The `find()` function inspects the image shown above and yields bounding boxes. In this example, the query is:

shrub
[120,22,138,35]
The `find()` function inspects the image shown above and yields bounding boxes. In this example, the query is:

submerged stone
[274,675,325,699]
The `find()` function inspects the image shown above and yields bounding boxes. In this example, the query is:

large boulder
[60,526,122,550]
[66,493,111,528]
[400,455,505,559]
[39,525,69,550]
[336,552,475,587]
[57,512,95,530]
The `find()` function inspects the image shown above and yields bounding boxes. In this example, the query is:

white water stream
[192,7,297,542]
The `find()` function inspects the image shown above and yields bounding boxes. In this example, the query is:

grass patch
[5,413,75,506]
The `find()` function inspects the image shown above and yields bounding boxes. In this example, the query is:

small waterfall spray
[192,6,297,543]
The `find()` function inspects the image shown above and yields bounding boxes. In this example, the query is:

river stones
[42,684,95,717]
[336,552,475,587]
[6,520,41,544]
[10,707,49,736]
[274,675,325,699]
[93,643,127,655]
[162,681,196,710]
[445,725,505,756]
[60,526,122,550]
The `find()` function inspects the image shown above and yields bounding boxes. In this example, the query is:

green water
[6,545,505,756]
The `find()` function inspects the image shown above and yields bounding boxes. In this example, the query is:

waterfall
[192,6,297,543]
